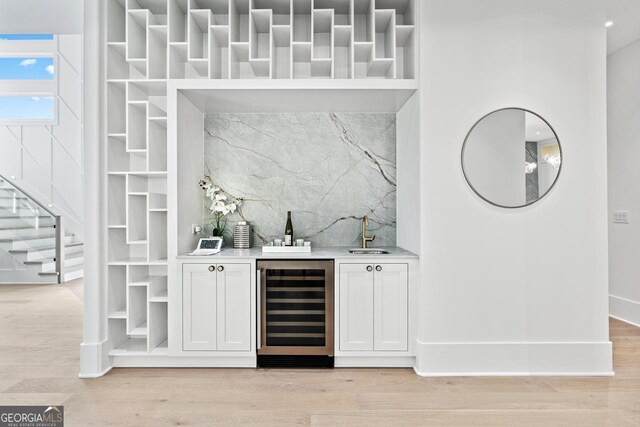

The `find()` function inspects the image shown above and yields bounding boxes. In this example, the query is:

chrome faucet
[361,216,376,249]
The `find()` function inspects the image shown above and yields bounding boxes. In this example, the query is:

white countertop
[177,246,418,260]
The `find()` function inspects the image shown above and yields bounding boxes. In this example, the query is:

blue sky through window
[0,34,55,121]
[0,58,54,80]
[0,96,54,120]
[0,34,54,40]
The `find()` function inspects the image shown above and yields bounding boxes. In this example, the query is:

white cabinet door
[374,264,408,351]
[339,264,374,351]
[183,264,217,351]
[216,263,252,351]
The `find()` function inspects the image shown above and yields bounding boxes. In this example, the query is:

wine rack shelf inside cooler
[266,268,326,346]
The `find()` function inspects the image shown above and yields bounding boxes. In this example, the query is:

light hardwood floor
[0,281,638,426]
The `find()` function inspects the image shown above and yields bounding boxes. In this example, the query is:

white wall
[416,0,612,375]
[0,35,84,238]
[608,38,640,326]
[396,92,421,254]
[166,90,205,357]
[463,109,526,206]
[79,0,107,378]
[175,91,204,256]
[0,1,83,35]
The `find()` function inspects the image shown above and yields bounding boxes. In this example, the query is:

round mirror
[461,108,562,208]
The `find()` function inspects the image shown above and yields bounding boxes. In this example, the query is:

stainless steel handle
[218,265,224,272]
[376,265,382,272]
[208,265,215,272]
[257,269,261,350]
[366,265,373,272]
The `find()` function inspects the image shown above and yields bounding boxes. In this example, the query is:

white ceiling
[607,0,640,55]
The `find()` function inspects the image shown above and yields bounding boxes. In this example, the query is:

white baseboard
[112,355,257,368]
[78,366,112,378]
[414,340,613,377]
[609,295,640,327]
[79,339,112,378]
[113,355,414,369]
[413,369,614,377]
[335,356,415,368]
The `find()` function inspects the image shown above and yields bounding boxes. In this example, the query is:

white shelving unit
[110,0,415,81]
[107,1,169,356]
[105,0,416,359]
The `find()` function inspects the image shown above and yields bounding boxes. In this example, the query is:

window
[0,34,54,40]
[0,57,54,80]
[0,96,54,120]
[0,35,56,124]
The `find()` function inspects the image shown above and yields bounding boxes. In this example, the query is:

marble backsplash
[203,113,397,247]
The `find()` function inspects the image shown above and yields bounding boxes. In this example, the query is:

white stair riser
[0,200,30,210]
[0,227,57,239]
[0,262,56,285]
[8,235,74,251]
[38,256,85,273]
[0,274,58,284]
[39,267,84,281]
[14,245,84,261]
[0,204,44,214]
[0,217,55,228]
[64,268,84,282]
[10,238,55,251]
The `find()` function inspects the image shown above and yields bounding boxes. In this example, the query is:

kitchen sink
[348,249,389,255]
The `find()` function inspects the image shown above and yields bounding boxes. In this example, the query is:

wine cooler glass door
[258,260,334,356]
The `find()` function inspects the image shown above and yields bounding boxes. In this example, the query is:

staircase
[0,177,84,284]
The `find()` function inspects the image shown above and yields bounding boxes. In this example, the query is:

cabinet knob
[376,265,382,272]
[208,265,215,272]
[366,265,373,272]
[218,265,224,272]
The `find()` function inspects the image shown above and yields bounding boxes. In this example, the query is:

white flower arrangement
[199,178,242,237]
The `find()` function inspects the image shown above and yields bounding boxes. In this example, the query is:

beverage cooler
[257,260,334,367]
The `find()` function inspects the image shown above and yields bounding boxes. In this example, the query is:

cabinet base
[112,355,257,368]
[334,355,415,368]
[257,355,334,368]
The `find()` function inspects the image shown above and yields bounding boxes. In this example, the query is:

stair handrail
[0,172,57,217]
[0,173,65,283]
